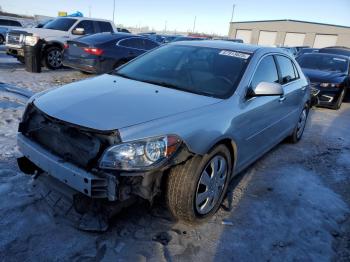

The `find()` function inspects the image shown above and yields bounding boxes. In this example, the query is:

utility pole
[112,0,116,23]
[89,5,91,18]
[192,16,196,33]
[164,20,167,33]
[230,4,235,22]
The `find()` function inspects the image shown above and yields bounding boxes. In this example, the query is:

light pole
[230,4,235,22]
[193,16,196,33]
[112,0,116,23]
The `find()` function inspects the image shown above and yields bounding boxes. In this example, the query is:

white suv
[6,17,117,69]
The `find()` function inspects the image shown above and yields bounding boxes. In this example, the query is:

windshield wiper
[113,72,137,81]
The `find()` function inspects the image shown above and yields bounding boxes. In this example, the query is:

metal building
[228,19,350,48]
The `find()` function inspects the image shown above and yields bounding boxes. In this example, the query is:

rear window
[297,54,349,73]
[43,18,77,31]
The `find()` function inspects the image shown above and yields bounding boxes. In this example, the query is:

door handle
[279,96,286,102]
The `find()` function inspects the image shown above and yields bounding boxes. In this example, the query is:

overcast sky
[0,0,349,35]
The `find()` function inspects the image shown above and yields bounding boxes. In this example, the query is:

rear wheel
[45,46,63,69]
[166,145,232,223]
[287,104,309,143]
[334,88,346,110]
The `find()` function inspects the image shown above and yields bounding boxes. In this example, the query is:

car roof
[170,40,282,54]
[55,16,113,23]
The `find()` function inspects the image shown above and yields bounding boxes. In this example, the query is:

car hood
[33,74,221,131]
[302,68,347,83]
[21,27,68,38]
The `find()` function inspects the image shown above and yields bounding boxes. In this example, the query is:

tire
[44,46,63,70]
[166,144,232,223]
[0,35,4,45]
[287,104,309,143]
[333,88,346,110]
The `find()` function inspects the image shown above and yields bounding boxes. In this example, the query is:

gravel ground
[0,51,350,261]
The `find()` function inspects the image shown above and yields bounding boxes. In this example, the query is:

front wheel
[166,144,232,223]
[45,46,63,70]
[334,88,346,110]
[287,104,309,143]
[0,35,4,45]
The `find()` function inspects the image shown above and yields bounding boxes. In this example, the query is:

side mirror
[72,28,85,35]
[250,82,284,97]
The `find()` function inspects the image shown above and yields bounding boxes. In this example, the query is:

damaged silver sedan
[17,41,310,227]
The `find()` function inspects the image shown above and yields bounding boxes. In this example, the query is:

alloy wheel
[47,49,62,68]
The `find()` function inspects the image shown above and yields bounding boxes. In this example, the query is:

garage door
[313,34,338,48]
[235,30,252,44]
[258,31,277,46]
[284,33,305,47]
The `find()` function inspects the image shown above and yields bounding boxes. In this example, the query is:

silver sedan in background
[17,41,310,226]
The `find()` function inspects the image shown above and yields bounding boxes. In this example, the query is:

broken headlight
[99,135,181,171]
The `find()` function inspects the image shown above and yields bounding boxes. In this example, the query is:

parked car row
[4,16,127,68]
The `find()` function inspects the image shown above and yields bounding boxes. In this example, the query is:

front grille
[19,103,120,169]
[6,31,25,47]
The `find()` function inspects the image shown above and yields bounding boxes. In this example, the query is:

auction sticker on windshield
[219,50,250,59]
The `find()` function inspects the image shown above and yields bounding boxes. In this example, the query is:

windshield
[297,54,349,73]
[114,44,251,98]
[43,18,77,31]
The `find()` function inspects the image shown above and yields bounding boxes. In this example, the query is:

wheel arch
[42,41,64,54]
[202,137,238,175]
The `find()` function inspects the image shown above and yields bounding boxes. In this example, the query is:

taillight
[83,47,104,56]
[63,43,69,49]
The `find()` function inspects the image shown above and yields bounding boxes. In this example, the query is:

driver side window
[251,56,279,89]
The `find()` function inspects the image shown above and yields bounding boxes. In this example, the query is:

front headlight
[99,135,181,170]
[24,35,39,46]
[320,83,342,88]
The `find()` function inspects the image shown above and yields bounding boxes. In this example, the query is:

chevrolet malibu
[17,41,310,224]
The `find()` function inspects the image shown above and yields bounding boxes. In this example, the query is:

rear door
[235,55,288,168]
[96,21,114,33]
[275,55,304,129]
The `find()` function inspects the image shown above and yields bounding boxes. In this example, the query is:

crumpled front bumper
[17,133,117,200]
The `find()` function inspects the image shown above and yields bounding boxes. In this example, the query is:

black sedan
[63,33,159,74]
[297,53,349,109]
